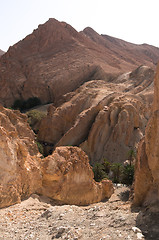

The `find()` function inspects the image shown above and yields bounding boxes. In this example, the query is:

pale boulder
[41,146,114,205]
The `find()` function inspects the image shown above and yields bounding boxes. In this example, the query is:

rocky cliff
[38,65,154,164]
[0,105,41,208]
[0,106,113,208]
[134,63,159,207]
[0,18,159,107]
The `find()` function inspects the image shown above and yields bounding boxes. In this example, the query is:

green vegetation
[26,109,46,134]
[12,97,41,111]
[102,159,111,174]
[110,163,122,183]
[93,157,135,185]
[36,141,44,156]
[121,165,134,185]
[93,163,108,182]
[27,109,46,129]
[127,149,136,166]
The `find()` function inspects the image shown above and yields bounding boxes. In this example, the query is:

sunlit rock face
[41,146,114,205]
[38,66,154,164]
[0,106,113,208]
[134,63,159,207]
[0,106,42,208]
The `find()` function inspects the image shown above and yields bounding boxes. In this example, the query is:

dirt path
[0,185,147,240]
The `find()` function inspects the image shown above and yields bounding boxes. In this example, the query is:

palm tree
[127,148,136,166]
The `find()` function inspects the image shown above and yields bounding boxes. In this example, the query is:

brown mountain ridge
[0,49,5,56]
[0,18,159,107]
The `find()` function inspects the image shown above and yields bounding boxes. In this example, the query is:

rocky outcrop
[134,63,159,207]
[38,66,154,164]
[0,106,113,208]
[0,18,159,107]
[41,146,114,205]
[0,105,42,208]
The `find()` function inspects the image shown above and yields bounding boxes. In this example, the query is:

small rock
[132,227,141,233]
[137,232,144,239]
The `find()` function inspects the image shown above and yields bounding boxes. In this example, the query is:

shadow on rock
[136,208,159,240]
[118,189,130,202]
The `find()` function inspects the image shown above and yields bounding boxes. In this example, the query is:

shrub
[102,159,111,174]
[12,99,24,110]
[26,109,46,134]
[93,163,108,182]
[36,141,44,156]
[93,159,134,185]
[110,163,122,183]
[27,110,46,125]
[121,165,134,185]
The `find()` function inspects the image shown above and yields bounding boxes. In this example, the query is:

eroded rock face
[134,63,159,207]
[41,146,114,205]
[0,106,114,208]
[38,66,153,164]
[0,106,42,208]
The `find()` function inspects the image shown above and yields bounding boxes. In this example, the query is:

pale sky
[0,0,159,52]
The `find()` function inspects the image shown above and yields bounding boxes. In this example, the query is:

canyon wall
[134,63,159,207]
[38,66,154,164]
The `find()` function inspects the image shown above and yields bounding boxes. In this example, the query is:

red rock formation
[0,18,159,107]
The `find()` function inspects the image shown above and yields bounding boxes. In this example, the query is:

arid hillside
[0,18,159,107]
[0,49,5,56]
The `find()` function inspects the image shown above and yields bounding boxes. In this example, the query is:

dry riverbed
[0,185,157,240]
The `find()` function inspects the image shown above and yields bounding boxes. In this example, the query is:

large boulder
[41,146,114,205]
[0,106,114,208]
[0,106,42,208]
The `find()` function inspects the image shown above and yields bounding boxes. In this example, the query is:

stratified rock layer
[38,66,154,164]
[0,18,159,107]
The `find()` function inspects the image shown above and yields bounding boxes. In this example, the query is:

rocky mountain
[0,18,159,107]
[82,27,159,67]
[0,49,5,56]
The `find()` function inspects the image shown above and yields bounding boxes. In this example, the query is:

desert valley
[1,18,159,239]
